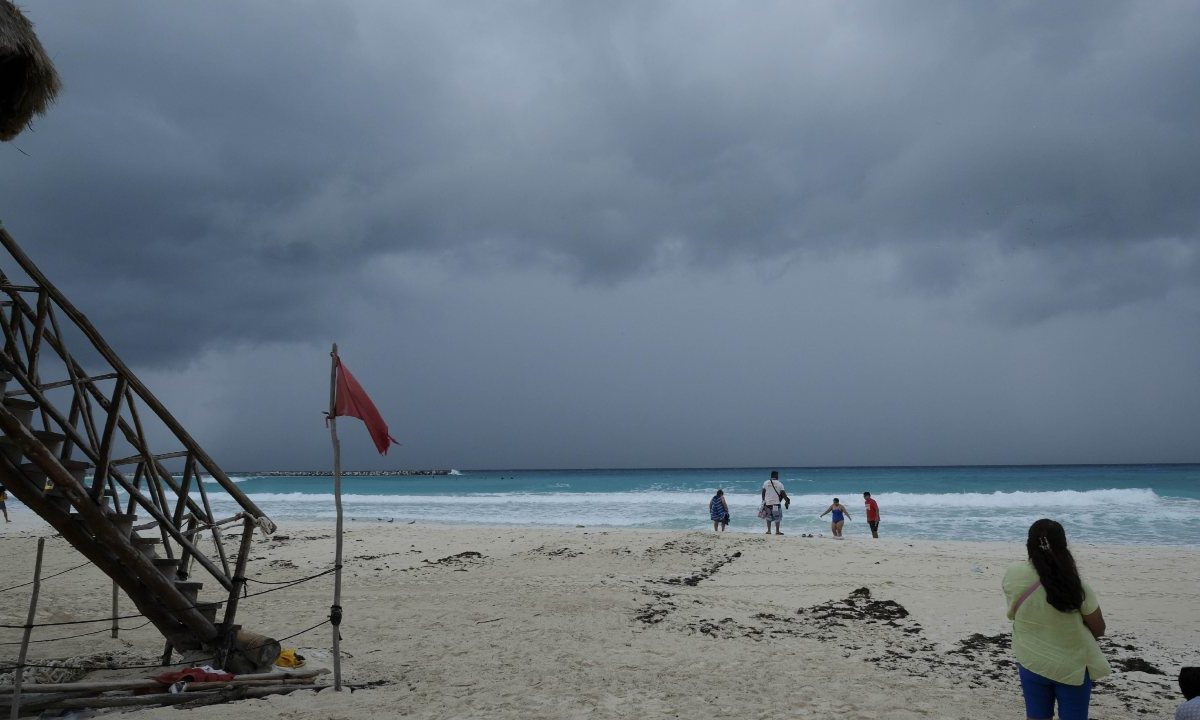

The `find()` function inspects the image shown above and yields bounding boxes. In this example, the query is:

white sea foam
[188,485,1200,545]
[219,486,1167,509]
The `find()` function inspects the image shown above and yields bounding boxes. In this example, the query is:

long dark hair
[1026,519,1085,613]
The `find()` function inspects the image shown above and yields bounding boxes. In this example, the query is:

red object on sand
[333,358,399,455]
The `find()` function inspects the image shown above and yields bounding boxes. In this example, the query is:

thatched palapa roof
[0,0,61,141]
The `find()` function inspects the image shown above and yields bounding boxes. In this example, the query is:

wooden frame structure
[0,226,277,670]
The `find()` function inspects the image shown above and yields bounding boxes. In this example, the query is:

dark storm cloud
[2,0,1198,365]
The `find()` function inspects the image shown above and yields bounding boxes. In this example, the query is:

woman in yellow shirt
[1002,519,1110,720]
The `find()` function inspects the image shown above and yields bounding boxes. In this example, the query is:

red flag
[333,359,399,455]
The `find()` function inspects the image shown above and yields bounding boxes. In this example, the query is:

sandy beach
[2,513,1196,719]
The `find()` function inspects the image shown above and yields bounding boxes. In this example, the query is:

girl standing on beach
[820,498,851,537]
[1002,519,1110,720]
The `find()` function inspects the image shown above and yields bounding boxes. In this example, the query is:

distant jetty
[230,469,452,477]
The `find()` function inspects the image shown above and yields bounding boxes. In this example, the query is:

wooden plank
[28,684,321,710]
[1,372,120,396]
[0,669,327,694]
[110,450,188,466]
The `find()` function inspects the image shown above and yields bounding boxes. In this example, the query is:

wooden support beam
[218,517,256,666]
[2,372,120,396]
[172,453,195,529]
[90,376,127,498]
[110,449,188,466]
[10,538,45,720]
[26,289,48,386]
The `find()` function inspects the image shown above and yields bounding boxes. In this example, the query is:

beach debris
[529,545,584,558]
[634,588,677,625]
[694,618,749,638]
[398,550,486,572]
[635,599,675,625]
[798,588,910,624]
[353,551,404,561]
[1109,655,1164,675]
[419,551,484,567]
[653,550,743,587]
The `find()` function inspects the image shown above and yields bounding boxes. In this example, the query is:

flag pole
[328,343,344,691]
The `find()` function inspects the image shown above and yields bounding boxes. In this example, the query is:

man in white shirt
[760,471,788,535]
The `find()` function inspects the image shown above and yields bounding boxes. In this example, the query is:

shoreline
[224,469,453,476]
[2,517,1196,718]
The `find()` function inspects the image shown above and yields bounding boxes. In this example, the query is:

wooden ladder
[0,227,278,672]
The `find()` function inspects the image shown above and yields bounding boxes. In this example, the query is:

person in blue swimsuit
[820,498,851,538]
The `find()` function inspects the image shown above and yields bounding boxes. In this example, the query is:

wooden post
[327,343,344,691]
[216,516,256,669]
[11,537,46,720]
[111,580,119,639]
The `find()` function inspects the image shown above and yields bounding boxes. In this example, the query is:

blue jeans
[1018,665,1092,720]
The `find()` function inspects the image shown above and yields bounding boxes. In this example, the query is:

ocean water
[196,465,1200,547]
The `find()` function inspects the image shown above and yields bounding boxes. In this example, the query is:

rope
[0,620,154,646]
[244,567,337,586]
[0,561,93,594]
[241,568,337,597]
[0,567,337,629]
[0,609,144,628]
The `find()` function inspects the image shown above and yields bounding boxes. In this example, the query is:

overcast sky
[2,1,1198,470]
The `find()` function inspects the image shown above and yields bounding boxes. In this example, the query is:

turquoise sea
[198,465,1200,547]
